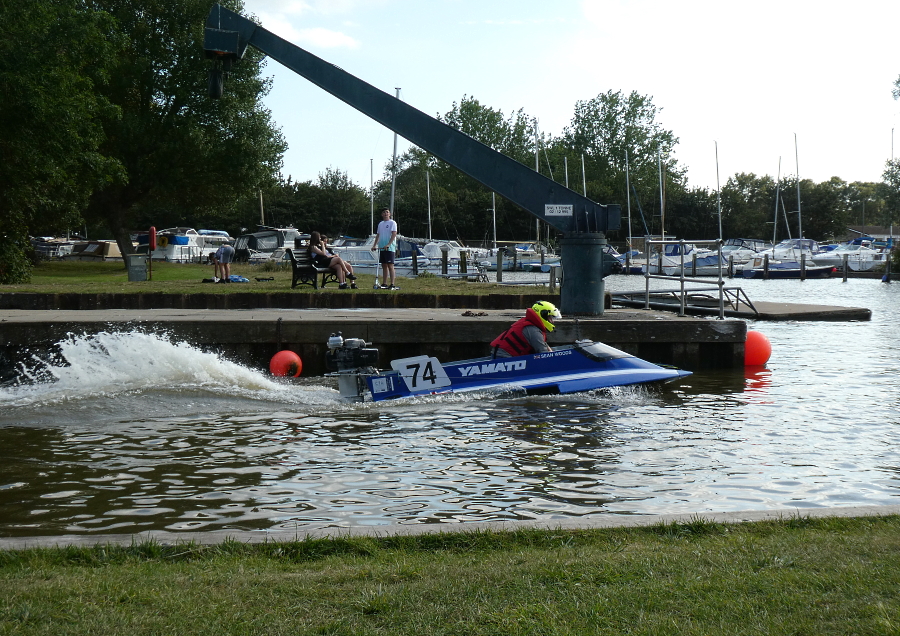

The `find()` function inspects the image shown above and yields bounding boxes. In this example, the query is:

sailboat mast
[657,149,665,243]
[492,192,497,250]
[259,190,264,226]
[581,153,587,196]
[426,169,432,241]
[534,119,540,244]
[715,141,722,242]
[625,148,633,252]
[370,158,374,235]
[773,157,781,245]
[389,87,400,220]
[795,133,802,239]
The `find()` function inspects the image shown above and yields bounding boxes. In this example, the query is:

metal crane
[203,4,621,314]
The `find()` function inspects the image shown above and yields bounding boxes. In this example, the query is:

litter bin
[126,254,149,282]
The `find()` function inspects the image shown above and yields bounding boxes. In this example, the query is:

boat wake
[0,332,677,427]
[0,331,339,410]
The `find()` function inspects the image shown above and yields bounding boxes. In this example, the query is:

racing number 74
[390,355,452,392]
[405,360,437,388]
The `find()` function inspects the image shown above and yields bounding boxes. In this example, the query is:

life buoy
[157,236,169,248]
[148,227,157,251]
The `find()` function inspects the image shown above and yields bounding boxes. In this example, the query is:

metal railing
[620,239,758,319]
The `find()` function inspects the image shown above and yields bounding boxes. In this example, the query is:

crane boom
[203,4,619,235]
[203,4,619,313]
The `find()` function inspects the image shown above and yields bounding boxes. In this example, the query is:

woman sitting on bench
[308,231,357,289]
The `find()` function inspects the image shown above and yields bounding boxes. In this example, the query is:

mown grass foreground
[2,516,899,635]
[2,260,535,296]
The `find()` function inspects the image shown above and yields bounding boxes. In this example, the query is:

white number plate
[545,204,573,217]
[390,356,451,392]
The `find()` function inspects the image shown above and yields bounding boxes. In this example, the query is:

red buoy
[270,350,302,377]
[744,330,772,366]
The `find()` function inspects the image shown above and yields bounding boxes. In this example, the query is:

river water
[0,275,897,537]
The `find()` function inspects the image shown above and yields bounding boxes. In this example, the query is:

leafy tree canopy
[81,0,286,257]
[0,0,122,282]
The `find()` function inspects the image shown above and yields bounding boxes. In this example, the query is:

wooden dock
[0,291,870,377]
[611,295,872,321]
[0,306,746,375]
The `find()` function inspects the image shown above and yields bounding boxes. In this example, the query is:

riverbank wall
[0,297,745,377]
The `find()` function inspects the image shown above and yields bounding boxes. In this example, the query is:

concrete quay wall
[0,291,559,312]
[0,304,746,377]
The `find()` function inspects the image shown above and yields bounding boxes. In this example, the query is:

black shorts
[379,250,395,265]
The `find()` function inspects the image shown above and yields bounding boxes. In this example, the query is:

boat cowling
[324,333,379,372]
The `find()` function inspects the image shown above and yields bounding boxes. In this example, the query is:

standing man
[371,207,399,290]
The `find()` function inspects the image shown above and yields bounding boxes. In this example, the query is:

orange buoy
[744,330,772,366]
[270,350,302,377]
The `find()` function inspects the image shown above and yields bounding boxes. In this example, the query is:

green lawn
[2,260,541,296]
[2,516,899,635]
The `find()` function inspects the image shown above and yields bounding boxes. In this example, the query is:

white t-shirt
[376,219,398,251]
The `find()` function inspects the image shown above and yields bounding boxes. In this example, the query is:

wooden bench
[287,248,340,289]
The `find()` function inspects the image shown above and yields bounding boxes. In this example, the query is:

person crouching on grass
[308,231,357,289]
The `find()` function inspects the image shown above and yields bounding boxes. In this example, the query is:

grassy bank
[2,516,899,635]
[1,261,536,296]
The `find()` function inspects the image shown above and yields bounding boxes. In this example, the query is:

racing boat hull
[363,340,691,401]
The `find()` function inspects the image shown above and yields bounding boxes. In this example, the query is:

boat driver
[490,300,561,358]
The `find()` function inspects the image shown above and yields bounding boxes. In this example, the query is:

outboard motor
[325,332,379,399]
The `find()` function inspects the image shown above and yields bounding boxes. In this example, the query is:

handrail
[612,286,758,318]
[634,239,758,319]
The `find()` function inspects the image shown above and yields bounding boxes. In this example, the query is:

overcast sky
[240,0,900,196]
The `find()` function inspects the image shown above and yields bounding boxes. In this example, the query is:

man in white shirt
[371,208,399,289]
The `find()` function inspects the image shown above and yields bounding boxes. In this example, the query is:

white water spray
[0,331,335,408]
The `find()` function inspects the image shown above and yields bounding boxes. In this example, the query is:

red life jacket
[490,307,547,356]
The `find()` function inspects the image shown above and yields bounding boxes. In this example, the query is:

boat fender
[270,350,302,377]
[744,330,772,366]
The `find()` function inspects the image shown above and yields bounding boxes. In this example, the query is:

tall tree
[310,168,370,238]
[83,0,286,258]
[791,176,852,241]
[562,90,684,209]
[881,159,900,228]
[845,181,885,229]
[381,96,542,244]
[719,173,778,240]
[0,0,121,283]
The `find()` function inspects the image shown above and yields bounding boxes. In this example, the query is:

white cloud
[244,0,364,49]
[297,27,360,49]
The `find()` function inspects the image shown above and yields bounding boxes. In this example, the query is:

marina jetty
[1,291,744,374]
[0,291,869,375]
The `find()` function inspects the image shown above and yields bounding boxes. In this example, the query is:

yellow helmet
[532,300,561,332]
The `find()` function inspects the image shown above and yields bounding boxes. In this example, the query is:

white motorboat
[333,235,489,278]
[640,243,715,276]
[145,228,234,263]
[758,238,822,262]
[148,227,203,262]
[720,238,773,265]
[483,242,557,271]
[196,229,234,262]
[811,239,891,271]
[420,240,489,268]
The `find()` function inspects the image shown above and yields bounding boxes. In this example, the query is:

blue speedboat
[325,335,691,401]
